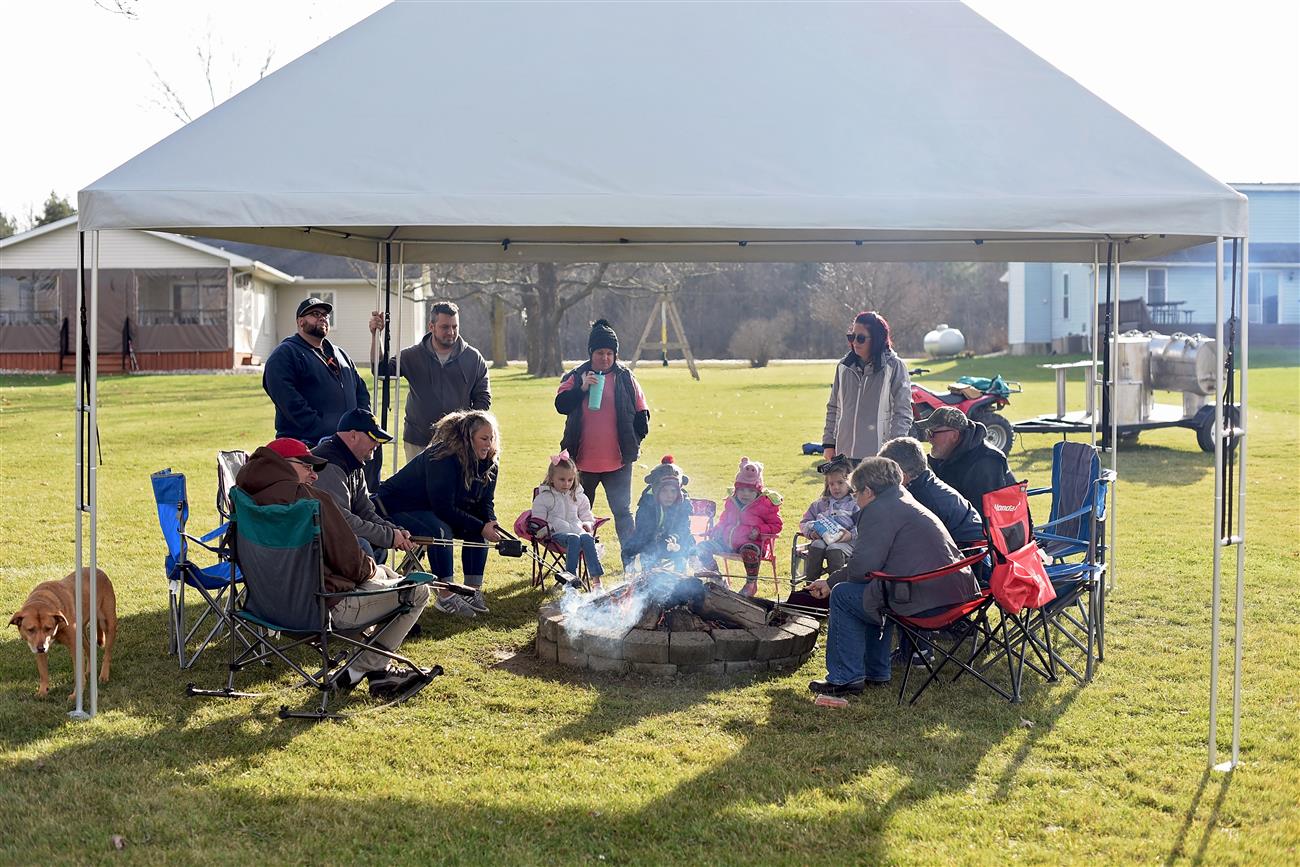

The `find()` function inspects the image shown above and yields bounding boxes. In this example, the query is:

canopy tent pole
[71,231,88,721]
[70,230,101,721]
[370,247,382,417]
[381,242,393,473]
[1210,234,1249,773]
[1108,253,1120,592]
[88,231,100,717]
[1090,243,1100,448]
[393,242,404,470]
[1209,236,1226,768]
[1229,238,1248,769]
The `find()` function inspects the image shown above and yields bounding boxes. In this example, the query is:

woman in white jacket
[823,311,913,464]
[530,451,605,585]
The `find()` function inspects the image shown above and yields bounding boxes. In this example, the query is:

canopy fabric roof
[78,0,1247,264]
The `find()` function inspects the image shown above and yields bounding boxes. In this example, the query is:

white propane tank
[1148,332,1217,395]
[923,324,965,358]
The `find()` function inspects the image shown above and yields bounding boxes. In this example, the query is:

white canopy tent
[75,0,1248,768]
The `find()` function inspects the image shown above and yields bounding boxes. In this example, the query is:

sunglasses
[287,458,319,470]
[845,333,870,344]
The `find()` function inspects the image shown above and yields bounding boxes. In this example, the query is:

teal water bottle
[587,371,605,410]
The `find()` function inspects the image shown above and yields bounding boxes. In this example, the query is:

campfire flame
[557,567,690,639]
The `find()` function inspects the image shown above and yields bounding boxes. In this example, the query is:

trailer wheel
[1196,406,1240,454]
[976,412,1015,455]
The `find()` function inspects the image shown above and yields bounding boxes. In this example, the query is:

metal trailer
[1013,332,1237,452]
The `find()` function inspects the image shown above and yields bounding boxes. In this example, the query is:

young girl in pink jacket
[695,457,783,596]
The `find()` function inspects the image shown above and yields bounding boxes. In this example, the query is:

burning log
[663,608,708,632]
[693,582,771,630]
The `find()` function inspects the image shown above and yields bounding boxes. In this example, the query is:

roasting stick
[404,529,582,588]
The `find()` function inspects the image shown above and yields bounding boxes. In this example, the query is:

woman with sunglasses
[822,311,913,466]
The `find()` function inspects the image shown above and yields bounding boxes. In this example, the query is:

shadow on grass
[1164,768,1234,866]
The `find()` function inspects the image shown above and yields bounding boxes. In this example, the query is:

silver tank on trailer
[1148,332,1217,395]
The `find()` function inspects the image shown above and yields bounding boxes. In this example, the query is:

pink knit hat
[734,457,764,491]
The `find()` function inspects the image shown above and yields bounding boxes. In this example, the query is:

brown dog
[9,568,117,699]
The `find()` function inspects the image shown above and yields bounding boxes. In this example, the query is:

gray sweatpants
[331,564,430,674]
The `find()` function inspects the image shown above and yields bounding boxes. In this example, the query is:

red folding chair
[513,491,609,592]
[690,497,781,597]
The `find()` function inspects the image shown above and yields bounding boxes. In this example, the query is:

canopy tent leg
[70,229,100,721]
[393,242,404,469]
[1211,234,1248,773]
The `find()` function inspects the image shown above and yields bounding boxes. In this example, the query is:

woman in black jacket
[374,410,500,615]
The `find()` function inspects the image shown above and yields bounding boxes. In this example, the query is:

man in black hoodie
[917,407,1015,521]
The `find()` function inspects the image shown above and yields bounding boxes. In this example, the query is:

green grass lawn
[1,351,1297,864]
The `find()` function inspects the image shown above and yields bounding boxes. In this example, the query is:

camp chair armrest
[181,532,224,555]
[1034,502,1094,532]
[866,544,989,583]
[1034,530,1082,545]
[318,585,411,600]
[592,517,611,533]
[1026,486,1051,497]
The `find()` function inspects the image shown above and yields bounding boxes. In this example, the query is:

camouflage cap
[914,406,972,436]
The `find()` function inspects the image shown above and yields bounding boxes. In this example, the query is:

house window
[138,275,227,326]
[306,290,335,310]
[1146,269,1168,305]
[1248,271,1280,324]
[1062,273,1070,321]
[0,272,60,326]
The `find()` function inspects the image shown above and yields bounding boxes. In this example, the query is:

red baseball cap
[266,437,328,469]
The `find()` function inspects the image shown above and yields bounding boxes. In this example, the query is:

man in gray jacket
[370,301,491,462]
[311,409,416,559]
[807,456,980,696]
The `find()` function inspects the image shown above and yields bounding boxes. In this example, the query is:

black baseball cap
[296,297,333,318]
[336,408,393,443]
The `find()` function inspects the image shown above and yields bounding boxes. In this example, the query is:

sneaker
[739,579,759,598]
[433,593,477,618]
[910,649,934,668]
[465,589,489,614]
[333,667,367,694]
[367,666,428,701]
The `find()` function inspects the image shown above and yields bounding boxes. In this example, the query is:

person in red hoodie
[235,437,431,700]
[695,458,783,596]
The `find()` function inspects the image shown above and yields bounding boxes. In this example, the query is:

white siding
[273,281,420,365]
[1006,263,1025,344]
[0,223,230,269]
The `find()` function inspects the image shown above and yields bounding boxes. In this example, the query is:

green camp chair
[187,488,440,720]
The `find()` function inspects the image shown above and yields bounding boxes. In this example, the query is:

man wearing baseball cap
[235,436,431,699]
[312,409,417,561]
[263,296,372,446]
[915,406,1015,522]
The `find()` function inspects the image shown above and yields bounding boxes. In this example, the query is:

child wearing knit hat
[621,455,694,571]
[695,457,783,596]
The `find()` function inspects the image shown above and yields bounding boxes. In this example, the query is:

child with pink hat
[695,457,783,596]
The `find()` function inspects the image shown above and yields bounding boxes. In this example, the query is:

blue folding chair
[151,468,243,669]
[1026,441,1115,682]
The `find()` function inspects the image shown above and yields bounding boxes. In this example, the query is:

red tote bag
[983,483,1056,615]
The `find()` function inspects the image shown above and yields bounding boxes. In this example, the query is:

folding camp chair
[1022,446,1115,682]
[964,482,1061,697]
[688,498,716,543]
[511,507,608,592]
[151,468,242,669]
[188,488,440,720]
[690,497,781,596]
[216,449,248,523]
[873,544,1028,705]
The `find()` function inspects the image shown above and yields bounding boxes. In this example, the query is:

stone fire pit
[534,572,821,677]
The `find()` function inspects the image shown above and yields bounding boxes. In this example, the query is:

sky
[0,0,1296,224]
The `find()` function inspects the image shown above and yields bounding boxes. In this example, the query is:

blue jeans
[579,464,634,544]
[386,509,488,586]
[825,582,892,684]
[549,532,604,578]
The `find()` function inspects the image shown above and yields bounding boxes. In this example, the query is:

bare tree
[729,314,793,367]
[145,31,275,124]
